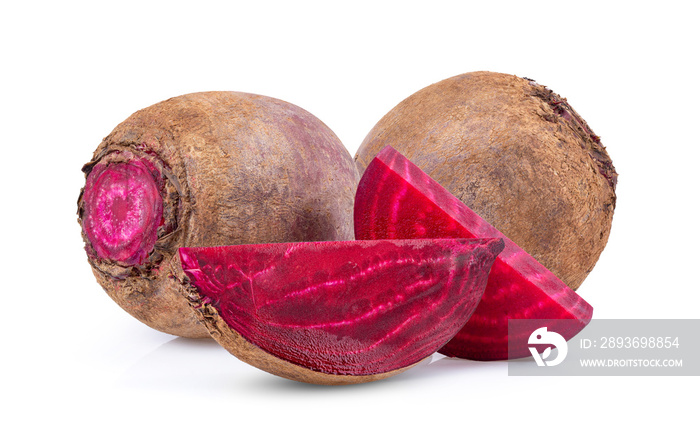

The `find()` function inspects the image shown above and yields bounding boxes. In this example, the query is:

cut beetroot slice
[354,146,593,360]
[179,238,504,384]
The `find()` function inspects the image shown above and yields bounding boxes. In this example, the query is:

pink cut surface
[81,158,163,266]
[179,238,504,376]
[354,146,593,360]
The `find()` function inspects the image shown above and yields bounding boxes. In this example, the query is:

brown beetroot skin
[355,71,617,290]
[78,92,360,338]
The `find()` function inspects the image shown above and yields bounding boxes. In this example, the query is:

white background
[2,1,697,432]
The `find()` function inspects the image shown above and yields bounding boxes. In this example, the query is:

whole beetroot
[355,71,617,290]
[78,92,360,338]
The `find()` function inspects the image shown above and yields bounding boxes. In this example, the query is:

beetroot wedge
[179,238,504,384]
[354,146,593,360]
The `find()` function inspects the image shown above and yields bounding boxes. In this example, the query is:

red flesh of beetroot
[81,157,163,266]
[179,238,504,376]
[354,146,593,360]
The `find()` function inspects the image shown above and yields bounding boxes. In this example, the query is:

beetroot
[178,238,504,384]
[81,157,164,266]
[355,71,617,292]
[354,146,593,360]
[78,92,359,338]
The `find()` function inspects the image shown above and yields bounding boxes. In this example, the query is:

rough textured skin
[355,71,617,290]
[78,92,359,338]
[183,307,419,385]
[178,238,504,384]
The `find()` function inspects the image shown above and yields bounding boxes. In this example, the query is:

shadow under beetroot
[119,337,508,394]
